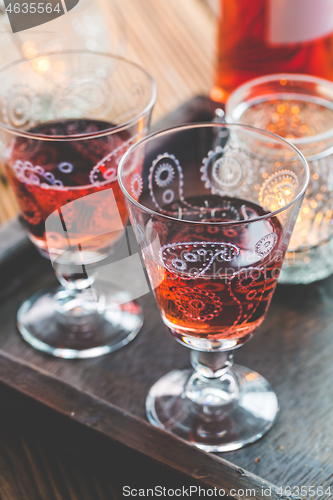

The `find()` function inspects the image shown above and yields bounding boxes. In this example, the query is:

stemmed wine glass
[0,51,156,358]
[118,123,309,451]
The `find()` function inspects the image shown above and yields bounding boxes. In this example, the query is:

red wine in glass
[0,50,155,359]
[5,119,130,263]
[144,195,283,348]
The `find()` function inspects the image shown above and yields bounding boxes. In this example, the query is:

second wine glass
[0,51,156,358]
[118,123,309,451]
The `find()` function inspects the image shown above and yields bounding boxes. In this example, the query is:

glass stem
[185,351,239,413]
[54,263,101,320]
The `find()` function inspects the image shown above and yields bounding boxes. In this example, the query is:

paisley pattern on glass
[52,75,114,119]
[259,169,299,213]
[2,85,41,128]
[160,241,240,280]
[131,172,143,199]
[255,232,278,257]
[58,162,74,174]
[13,160,64,188]
[154,162,175,188]
[173,286,223,322]
[149,153,184,214]
[148,152,240,219]
[200,144,253,197]
[226,267,266,335]
[89,131,141,185]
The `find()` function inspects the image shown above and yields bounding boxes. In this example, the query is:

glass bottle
[211,0,333,102]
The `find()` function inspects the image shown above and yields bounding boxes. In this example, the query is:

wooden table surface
[0,381,207,500]
[0,0,216,225]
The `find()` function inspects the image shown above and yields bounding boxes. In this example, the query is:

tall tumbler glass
[118,123,309,451]
[0,51,156,358]
[226,73,333,284]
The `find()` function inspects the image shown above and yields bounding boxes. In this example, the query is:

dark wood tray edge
[0,349,289,500]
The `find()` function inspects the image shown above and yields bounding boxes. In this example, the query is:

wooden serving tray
[0,97,332,500]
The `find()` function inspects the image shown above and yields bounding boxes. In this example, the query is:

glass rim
[0,49,157,142]
[226,72,333,148]
[118,122,310,227]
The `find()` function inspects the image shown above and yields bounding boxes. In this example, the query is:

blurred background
[0,0,216,224]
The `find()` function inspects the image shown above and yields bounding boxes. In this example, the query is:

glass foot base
[17,284,143,359]
[146,365,279,452]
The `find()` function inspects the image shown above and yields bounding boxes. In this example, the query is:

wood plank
[0,351,286,500]
[0,382,208,500]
